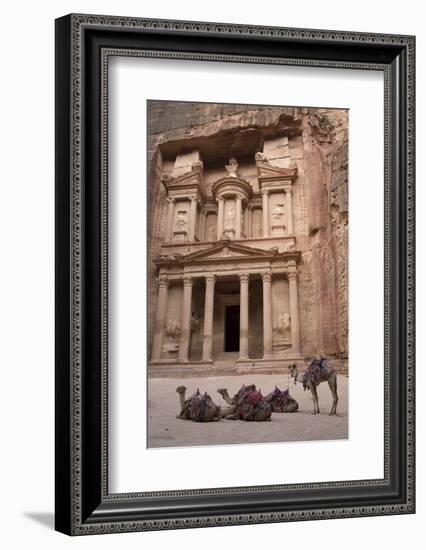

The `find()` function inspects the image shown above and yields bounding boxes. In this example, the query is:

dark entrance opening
[225,305,240,352]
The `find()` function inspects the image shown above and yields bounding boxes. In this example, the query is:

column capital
[287,271,298,281]
[157,274,169,288]
[284,186,292,194]
[216,195,224,203]
[261,189,269,196]
[239,273,250,283]
[205,274,216,285]
[183,275,193,287]
[166,196,175,203]
[262,271,272,283]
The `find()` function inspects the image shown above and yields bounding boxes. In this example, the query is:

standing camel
[289,357,338,415]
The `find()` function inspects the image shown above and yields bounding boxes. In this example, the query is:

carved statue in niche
[254,221,262,237]
[175,210,188,231]
[207,223,216,241]
[224,206,235,229]
[225,157,239,177]
[165,319,181,340]
[272,203,285,222]
[275,313,291,333]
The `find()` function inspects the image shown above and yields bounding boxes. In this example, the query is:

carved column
[262,271,273,358]
[200,208,207,241]
[202,275,215,361]
[151,275,169,360]
[235,196,242,239]
[216,197,224,240]
[243,206,249,238]
[165,198,175,243]
[179,276,193,362]
[285,187,294,235]
[262,190,269,237]
[239,273,249,360]
[288,271,301,354]
[189,196,197,241]
[248,207,253,238]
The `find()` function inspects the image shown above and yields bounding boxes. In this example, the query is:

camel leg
[219,405,235,418]
[285,401,298,413]
[328,376,338,415]
[225,414,239,420]
[311,385,320,414]
[176,409,189,420]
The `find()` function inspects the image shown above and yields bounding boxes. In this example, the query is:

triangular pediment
[181,241,275,263]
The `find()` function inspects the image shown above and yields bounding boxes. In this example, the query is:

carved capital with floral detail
[262,271,272,283]
[157,275,169,288]
[239,273,250,284]
[287,271,298,282]
[183,276,193,287]
[205,274,216,285]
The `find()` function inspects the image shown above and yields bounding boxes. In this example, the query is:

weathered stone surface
[147,101,348,368]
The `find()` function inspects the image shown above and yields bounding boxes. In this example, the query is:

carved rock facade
[147,101,348,371]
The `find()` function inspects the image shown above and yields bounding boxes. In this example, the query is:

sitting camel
[176,386,223,422]
[265,386,299,413]
[217,385,272,422]
[289,356,338,415]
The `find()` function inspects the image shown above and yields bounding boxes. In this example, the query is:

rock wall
[147,101,348,362]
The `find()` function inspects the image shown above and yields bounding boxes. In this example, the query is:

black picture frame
[55,13,415,535]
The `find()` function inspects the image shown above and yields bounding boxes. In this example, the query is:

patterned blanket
[302,357,335,390]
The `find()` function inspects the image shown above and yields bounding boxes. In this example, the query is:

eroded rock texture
[147,101,348,365]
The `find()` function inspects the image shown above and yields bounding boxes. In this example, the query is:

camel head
[288,363,298,381]
[176,385,187,396]
[217,388,230,399]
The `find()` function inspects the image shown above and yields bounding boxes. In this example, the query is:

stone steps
[148,359,348,378]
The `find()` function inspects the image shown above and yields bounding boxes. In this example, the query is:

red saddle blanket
[243,390,263,406]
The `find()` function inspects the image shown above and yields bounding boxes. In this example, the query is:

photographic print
[147,100,349,449]
[55,16,415,534]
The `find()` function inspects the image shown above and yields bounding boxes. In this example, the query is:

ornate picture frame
[55,14,415,535]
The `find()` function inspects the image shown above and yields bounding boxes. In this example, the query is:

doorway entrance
[225,305,240,352]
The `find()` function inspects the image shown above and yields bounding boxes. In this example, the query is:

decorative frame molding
[55,13,415,535]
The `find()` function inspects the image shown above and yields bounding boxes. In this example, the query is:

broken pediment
[255,152,298,182]
[161,161,204,197]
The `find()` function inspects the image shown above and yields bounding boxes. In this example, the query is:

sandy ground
[148,374,348,448]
